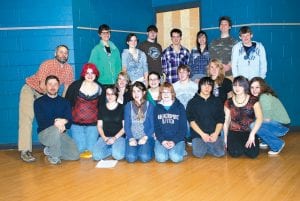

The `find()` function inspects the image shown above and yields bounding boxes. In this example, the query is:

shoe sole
[268,143,285,155]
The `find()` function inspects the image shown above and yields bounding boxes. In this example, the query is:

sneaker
[80,150,92,159]
[43,147,51,156]
[259,142,268,149]
[20,151,36,162]
[47,156,61,165]
[268,142,285,155]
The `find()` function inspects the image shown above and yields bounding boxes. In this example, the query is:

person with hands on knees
[124,81,155,163]
[186,77,225,158]
[154,83,187,163]
[34,75,79,165]
[223,76,263,158]
[92,86,125,160]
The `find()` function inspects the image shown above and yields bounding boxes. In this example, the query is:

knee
[192,147,206,158]
[169,154,183,163]
[228,150,243,158]
[126,154,137,163]
[112,151,125,160]
[155,154,168,163]
[139,154,152,163]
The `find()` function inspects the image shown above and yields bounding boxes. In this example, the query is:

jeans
[192,137,225,158]
[38,126,79,160]
[92,137,125,160]
[252,121,289,151]
[71,124,99,153]
[154,140,186,163]
[125,138,154,163]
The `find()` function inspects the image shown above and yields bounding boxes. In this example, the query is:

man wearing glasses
[89,24,121,87]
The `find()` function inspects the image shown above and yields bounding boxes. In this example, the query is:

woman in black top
[92,86,125,160]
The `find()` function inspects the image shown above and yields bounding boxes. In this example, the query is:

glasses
[101,31,110,35]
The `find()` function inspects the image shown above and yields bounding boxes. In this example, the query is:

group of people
[18,16,290,165]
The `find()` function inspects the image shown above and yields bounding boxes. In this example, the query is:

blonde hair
[207,58,225,86]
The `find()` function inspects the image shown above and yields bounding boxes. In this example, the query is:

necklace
[234,95,248,105]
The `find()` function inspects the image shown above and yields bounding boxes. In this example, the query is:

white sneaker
[259,142,268,149]
[268,142,285,155]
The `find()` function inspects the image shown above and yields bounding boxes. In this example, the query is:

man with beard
[19,45,74,162]
[34,75,79,165]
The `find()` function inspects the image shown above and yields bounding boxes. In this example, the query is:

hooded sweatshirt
[154,99,187,144]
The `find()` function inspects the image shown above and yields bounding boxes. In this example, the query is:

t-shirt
[138,40,163,74]
[98,103,124,137]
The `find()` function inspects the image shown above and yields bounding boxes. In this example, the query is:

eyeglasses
[101,31,110,35]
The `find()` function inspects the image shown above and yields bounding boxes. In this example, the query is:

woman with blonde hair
[207,58,232,104]
[115,71,132,105]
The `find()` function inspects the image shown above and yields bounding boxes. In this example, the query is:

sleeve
[124,102,133,139]
[114,47,122,74]
[141,51,148,73]
[121,50,128,67]
[154,106,164,142]
[259,94,272,119]
[144,102,154,137]
[88,47,98,64]
[186,99,195,122]
[64,81,76,107]
[183,49,190,64]
[259,43,267,79]
[231,44,239,78]
[175,104,187,143]
[34,61,51,86]
[34,99,46,129]
[63,100,72,129]
[214,99,225,124]
[161,49,167,74]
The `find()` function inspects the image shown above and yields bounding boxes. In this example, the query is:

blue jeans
[154,140,185,163]
[92,137,125,160]
[192,137,225,158]
[38,126,79,160]
[71,124,99,153]
[252,121,289,151]
[125,138,154,163]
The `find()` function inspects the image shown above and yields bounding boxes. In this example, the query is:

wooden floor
[1,133,299,201]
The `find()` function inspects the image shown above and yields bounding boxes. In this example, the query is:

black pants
[227,131,259,158]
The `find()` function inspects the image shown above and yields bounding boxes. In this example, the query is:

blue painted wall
[0,0,298,145]
[0,0,74,144]
[152,0,299,127]
[199,0,299,127]
[0,0,154,145]
[72,0,154,78]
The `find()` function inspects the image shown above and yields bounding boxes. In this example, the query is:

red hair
[80,63,99,78]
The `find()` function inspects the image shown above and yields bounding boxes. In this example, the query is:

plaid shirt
[161,45,190,83]
[26,59,74,93]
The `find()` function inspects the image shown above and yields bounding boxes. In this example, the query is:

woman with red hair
[65,63,103,158]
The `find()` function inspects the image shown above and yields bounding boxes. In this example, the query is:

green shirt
[259,94,290,124]
[89,40,121,85]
